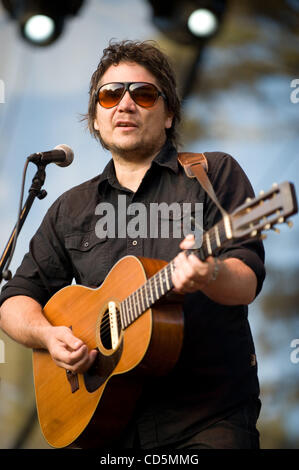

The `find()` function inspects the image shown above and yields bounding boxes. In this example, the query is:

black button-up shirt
[0,140,265,448]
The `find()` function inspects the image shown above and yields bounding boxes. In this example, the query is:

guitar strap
[177,152,228,217]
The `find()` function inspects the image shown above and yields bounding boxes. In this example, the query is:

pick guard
[83,339,124,393]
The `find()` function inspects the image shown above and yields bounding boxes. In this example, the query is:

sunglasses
[96,82,167,109]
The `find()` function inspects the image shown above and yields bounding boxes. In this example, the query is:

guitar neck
[120,217,232,329]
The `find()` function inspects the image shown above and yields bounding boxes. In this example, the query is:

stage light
[1,0,84,46]
[147,0,227,45]
[22,14,56,44]
[187,8,219,38]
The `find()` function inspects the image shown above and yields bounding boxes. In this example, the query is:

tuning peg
[264,223,271,230]
[278,216,284,224]
[272,182,278,188]
[287,220,293,228]
[261,234,267,240]
[271,226,280,234]
[246,197,252,203]
[259,190,265,196]
[251,229,258,237]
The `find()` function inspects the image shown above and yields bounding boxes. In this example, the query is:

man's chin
[101,135,166,160]
[110,143,140,155]
[105,139,149,157]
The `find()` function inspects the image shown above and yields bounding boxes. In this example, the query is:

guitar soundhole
[100,305,122,351]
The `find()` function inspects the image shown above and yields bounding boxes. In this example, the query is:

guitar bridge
[66,369,79,393]
[96,300,122,352]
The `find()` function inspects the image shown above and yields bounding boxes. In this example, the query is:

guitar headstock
[230,182,298,240]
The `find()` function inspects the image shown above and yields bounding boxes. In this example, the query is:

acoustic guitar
[32,181,297,448]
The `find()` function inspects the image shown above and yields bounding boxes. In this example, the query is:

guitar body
[32,255,184,448]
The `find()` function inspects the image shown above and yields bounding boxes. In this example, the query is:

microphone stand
[0,161,48,284]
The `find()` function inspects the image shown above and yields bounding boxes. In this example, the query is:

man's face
[93,62,173,158]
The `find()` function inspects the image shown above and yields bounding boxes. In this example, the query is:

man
[0,40,265,449]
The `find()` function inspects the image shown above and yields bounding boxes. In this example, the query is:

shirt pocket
[145,201,203,260]
[159,202,203,242]
[64,231,109,287]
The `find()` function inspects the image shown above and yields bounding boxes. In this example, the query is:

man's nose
[117,90,136,110]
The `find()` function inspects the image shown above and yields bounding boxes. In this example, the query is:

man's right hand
[0,296,98,374]
[44,325,98,374]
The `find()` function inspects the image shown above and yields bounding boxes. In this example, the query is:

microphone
[28,144,74,167]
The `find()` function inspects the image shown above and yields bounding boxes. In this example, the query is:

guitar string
[98,262,175,342]
[97,220,228,342]
[98,262,173,337]
[98,241,212,343]
[98,225,220,340]
[74,217,233,344]
[98,235,213,342]
[97,223,227,343]
[99,208,273,343]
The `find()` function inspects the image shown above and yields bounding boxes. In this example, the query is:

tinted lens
[130,83,159,108]
[97,82,161,108]
[98,83,125,108]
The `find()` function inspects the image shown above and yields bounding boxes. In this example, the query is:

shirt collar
[97,158,117,188]
[97,139,179,191]
[152,139,179,174]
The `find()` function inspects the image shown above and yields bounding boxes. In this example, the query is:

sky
[0,0,158,276]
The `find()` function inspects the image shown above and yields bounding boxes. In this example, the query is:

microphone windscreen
[54,144,74,167]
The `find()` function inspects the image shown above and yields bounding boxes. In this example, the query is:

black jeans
[117,397,262,450]
[172,398,262,449]
[161,397,262,450]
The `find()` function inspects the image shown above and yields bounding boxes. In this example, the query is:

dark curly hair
[84,39,181,148]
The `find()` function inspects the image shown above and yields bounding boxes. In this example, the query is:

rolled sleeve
[204,152,266,298]
[0,273,47,308]
[219,244,266,297]
[0,197,74,308]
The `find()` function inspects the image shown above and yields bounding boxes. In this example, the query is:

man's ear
[165,112,174,130]
[94,119,99,131]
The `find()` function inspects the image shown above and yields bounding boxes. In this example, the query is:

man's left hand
[171,234,215,294]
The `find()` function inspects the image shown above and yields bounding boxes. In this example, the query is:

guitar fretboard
[119,217,231,329]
